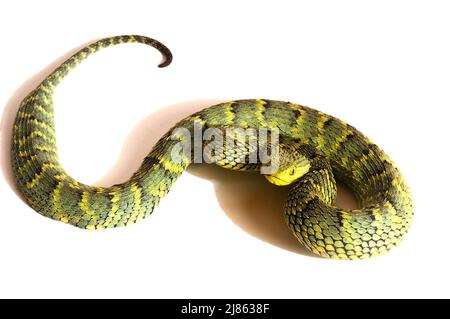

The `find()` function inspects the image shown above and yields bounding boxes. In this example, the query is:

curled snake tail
[11,35,182,229]
[42,35,173,88]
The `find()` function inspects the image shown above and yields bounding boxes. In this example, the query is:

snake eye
[290,169,296,176]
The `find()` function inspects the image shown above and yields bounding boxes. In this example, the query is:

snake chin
[264,161,311,186]
[264,175,291,186]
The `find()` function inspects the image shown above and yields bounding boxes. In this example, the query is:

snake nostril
[290,169,295,176]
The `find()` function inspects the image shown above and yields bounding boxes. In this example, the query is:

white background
[0,0,449,298]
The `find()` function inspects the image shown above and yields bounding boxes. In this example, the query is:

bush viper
[11,35,413,259]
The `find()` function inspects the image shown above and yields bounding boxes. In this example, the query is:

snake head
[263,142,311,186]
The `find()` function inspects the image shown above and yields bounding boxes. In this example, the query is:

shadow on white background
[0,44,358,258]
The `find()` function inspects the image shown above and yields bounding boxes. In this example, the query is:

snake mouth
[264,175,290,186]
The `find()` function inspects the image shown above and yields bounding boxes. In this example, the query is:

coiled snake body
[11,35,413,259]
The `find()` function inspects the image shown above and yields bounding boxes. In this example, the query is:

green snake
[11,35,413,260]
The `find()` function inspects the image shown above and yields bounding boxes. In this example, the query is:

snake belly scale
[11,35,413,259]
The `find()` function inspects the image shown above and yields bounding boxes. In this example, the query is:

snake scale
[11,35,413,259]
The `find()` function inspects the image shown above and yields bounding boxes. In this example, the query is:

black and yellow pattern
[11,35,413,259]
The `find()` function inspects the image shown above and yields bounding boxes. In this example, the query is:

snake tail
[11,35,179,229]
